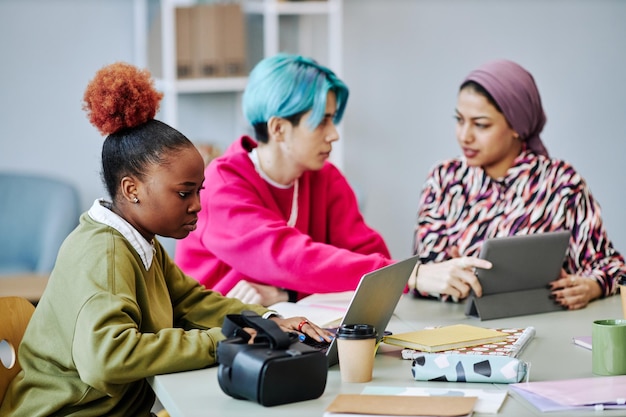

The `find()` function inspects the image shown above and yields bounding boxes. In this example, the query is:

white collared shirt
[88,199,155,270]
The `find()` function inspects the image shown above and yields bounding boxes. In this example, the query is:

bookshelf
[132,0,344,167]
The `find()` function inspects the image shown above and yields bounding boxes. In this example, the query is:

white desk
[149,295,626,416]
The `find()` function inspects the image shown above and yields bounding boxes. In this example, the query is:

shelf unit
[132,0,344,166]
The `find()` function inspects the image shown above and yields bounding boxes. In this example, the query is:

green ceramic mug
[592,319,626,375]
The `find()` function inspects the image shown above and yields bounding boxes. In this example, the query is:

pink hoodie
[175,136,393,298]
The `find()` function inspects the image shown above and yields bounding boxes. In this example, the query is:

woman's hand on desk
[412,256,492,300]
[227,280,289,306]
[238,316,333,345]
[269,316,334,343]
[549,269,602,310]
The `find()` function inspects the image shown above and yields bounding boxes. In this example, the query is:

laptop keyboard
[300,327,337,352]
[302,335,331,351]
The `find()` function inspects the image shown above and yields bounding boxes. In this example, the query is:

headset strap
[222,310,292,349]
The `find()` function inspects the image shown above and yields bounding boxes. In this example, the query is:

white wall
[1,0,625,262]
[0,0,135,209]
[342,0,626,259]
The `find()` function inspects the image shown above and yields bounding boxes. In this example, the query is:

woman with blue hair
[175,54,394,307]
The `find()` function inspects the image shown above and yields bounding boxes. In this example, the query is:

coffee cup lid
[619,275,626,286]
[336,323,377,339]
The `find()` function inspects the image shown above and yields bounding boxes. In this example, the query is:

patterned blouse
[414,149,626,298]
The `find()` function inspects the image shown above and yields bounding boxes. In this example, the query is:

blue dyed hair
[242,54,349,143]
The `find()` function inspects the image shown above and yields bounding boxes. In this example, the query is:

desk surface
[0,273,48,303]
[149,295,626,417]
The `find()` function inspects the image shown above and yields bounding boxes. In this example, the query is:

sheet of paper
[572,335,592,350]
[509,385,626,412]
[361,385,507,414]
[324,410,472,417]
[297,290,355,310]
[510,375,626,407]
[268,302,343,328]
[324,414,471,417]
[268,296,349,328]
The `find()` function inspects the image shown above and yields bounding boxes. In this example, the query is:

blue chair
[0,172,80,275]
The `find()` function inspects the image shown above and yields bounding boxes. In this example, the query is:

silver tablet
[466,230,570,320]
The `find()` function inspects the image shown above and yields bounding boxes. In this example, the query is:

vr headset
[216,310,328,406]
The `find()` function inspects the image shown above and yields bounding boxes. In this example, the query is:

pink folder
[510,375,626,410]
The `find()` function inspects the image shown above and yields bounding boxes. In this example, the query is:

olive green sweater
[0,213,268,416]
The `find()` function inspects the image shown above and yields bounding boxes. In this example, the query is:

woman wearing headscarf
[409,59,626,310]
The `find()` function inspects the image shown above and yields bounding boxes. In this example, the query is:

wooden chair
[0,297,35,406]
[0,298,171,414]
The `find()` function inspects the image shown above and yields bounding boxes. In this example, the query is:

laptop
[465,230,570,320]
[302,255,419,367]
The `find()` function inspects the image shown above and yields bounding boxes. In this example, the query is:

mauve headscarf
[462,59,549,157]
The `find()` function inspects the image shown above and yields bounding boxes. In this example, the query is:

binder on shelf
[194,3,247,78]
[148,3,248,80]
[219,3,246,76]
[194,4,221,78]
[176,6,194,79]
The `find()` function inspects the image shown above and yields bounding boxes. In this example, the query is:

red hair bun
[83,62,163,136]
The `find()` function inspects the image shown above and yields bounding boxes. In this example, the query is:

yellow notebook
[382,324,507,353]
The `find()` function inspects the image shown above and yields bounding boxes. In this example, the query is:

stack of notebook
[382,324,506,352]
[388,326,536,359]
[383,325,536,383]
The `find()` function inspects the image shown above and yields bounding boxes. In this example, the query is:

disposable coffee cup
[336,324,377,383]
[619,276,626,319]
[592,319,626,375]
